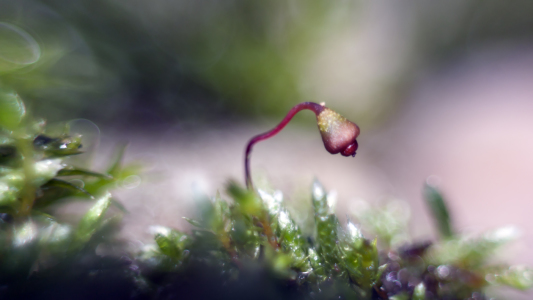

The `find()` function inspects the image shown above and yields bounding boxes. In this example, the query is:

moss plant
[139,103,533,299]
[1,95,532,300]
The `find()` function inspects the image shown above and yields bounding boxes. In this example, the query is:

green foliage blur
[3,0,533,126]
[0,91,142,295]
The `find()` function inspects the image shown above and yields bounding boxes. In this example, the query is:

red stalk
[245,102,359,189]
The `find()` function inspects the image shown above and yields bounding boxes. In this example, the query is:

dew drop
[0,22,41,66]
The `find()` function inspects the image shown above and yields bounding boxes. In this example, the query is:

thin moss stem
[17,137,36,216]
[244,102,325,189]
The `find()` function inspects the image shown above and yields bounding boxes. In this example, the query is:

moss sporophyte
[244,102,360,189]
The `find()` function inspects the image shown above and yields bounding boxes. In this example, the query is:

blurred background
[2,0,533,294]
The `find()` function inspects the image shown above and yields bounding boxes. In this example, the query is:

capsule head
[317,108,360,157]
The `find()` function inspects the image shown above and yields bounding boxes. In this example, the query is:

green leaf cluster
[0,91,134,281]
[138,181,380,298]
[140,181,533,299]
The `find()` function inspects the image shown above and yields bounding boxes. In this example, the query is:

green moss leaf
[423,183,453,239]
[491,265,533,290]
[0,178,19,209]
[32,159,63,186]
[427,226,520,269]
[106,143,127,176]
[155,233,179,258]
[0,89,25,130]
[311,180,331,218]
[71,192,111,249]
[154,227,190,262]
[57,166,113,179]
[227,181,262,216]
[277,210,309,270]
[43,178,94,199]
[258,189,282,217]
[183,217,202,228]
[312,180,343,277]
[12,220,37,248]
